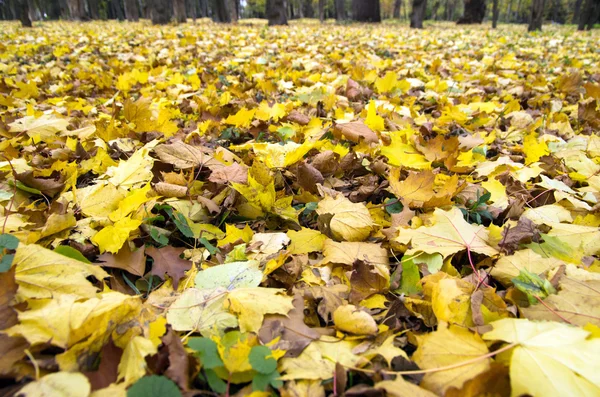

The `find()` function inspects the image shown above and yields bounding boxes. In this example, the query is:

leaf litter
[0,20,600,396]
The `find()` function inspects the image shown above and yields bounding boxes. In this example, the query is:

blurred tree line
[0,0,598,30]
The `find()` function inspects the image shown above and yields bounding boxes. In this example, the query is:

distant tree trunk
[199,0,208,16]
[579,0,599,29]
[352,0,381,21]
[393,0,402,17]
[173,0,186,21]
[303,0,314,17]
[410,0,426,26]
[20,0,32,26]
[111,0,125,19]
[213,0,230,21]
[68,0,85,19]
[228,0,237,21]
[573,0,583,22]
[492,0,499,26]
[457,0,486,23]
[124,0,139,20]
[505,0,513,21]
[335,0,345,19]
[318,0,324,20]
[266,0,287,24]
[431,0,441,19]
[150,0,171,23]
[528,0,544,30]
[88,0,100,18]
[186,0,196,20]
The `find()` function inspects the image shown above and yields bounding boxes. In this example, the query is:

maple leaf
[483,318,600,396]
[316,194,375,242]
[396,207,498,258]
[146,246,193,289]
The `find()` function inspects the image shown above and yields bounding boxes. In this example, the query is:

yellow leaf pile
[1,19,600,396]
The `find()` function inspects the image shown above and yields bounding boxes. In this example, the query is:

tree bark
[457,0,486,23]
[199,0,208,17]
[124,0,140,20]
[266,0,287,25]
[227,0,237,22]
[67,0,85,19]
[393,0,402,18]
[303,0,314,17]
[335,0,345,19]
[528,0,545,31]
[492,0,499,27]
[20,0,32,26]
[150,0,172,23]
[573,0,583,22]
[352,0,381,21]
[111,0,125,20]
[410,0,426,27]
[88,0,100,18]
[318,0,325,21]
[173,0,186,22]
[579,0,599,29]
[214,0,230,22]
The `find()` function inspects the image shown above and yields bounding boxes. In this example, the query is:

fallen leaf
[147,246,193,289]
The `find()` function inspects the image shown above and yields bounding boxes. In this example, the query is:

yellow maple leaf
[92,216,142,254]
[374,71,398,94]
[117,336,158,386]
[225,107,256,129]
[365,100,385,132]
[224,287,294,333]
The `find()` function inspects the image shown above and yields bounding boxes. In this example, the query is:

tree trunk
[573,0,583,22]
[227,0,237,21]
[505,0,513,21]
[68,0,85,19]
[266,0,287,24]
[111,0,125,19]
[335,0,345,19]
[393,0,401,18]
[214,0,230,22]
[431,0,441,19]
[457,0,486,23]
[173,0,186,22]
[318,0,325,21]
[303,0,313,17]
[579,0,599,29]
[88,0,100,18]
[528,0,545,30]
[199,0,208,17]
[150,0,171,23]
[492,0,499,26]
[124,0,139,20]
[20,0,32,26]
[352,0,381,21]
[410,0,426,26]
[187,0,197,21]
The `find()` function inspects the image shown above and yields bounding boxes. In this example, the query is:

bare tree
[528,0,544,31]
[352,0,381,21]
[457,0,486,23]
[266,0,287,25]
[410,0,426,27]
[150,0,172,24]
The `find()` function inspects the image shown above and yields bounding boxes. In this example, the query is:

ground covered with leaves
[1,19,600,397]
